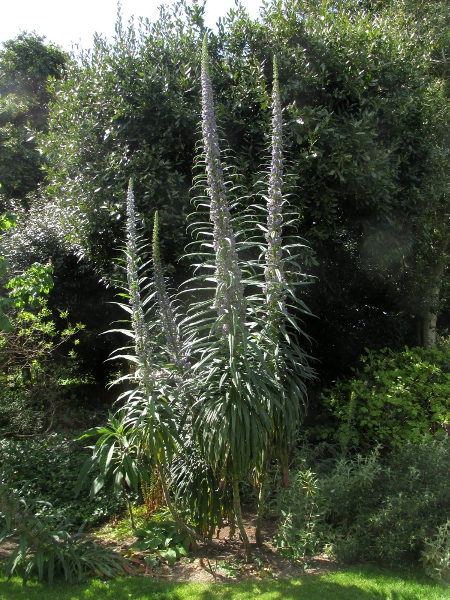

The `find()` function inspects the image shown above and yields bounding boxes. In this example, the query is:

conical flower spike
[201,34,245,334]
[125,181,152,376]
[265,56,286,322]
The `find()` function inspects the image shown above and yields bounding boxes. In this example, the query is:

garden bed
[0,512,340,584]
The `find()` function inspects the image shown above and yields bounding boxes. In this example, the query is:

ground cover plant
[0,483,130,586]
[0,435,125,525]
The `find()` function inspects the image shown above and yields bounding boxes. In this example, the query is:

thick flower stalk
[201,35,245,333]
[125,181,152,386]
[152,210,186,370]
[264,56,286,324]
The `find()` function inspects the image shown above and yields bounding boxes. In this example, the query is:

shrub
[0,280,85,435]
[275,468,329,563]
[319,345,450,452]
[327,440,450,565]
[0,483,130,586]
[421,520,450,581]
[0,434,125,525]
[275,438,450,568]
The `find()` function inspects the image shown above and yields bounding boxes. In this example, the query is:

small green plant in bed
[275,468,328,566]
[0,483,130,586]
[95,507,191,567]
[132,519,190,565]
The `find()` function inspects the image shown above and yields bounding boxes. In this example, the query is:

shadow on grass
[129,579,386,600]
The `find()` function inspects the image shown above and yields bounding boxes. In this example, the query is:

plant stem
[124,488,136,530]
[255,473,267,546]
[232,475,252,562]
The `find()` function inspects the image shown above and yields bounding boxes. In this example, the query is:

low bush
[0,434,125,525]
[319,344,450,452]
[275,438,450,569]
[421,520,450,581]
[0,483,129,586]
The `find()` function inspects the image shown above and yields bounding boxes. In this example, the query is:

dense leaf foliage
[40,0,450,381]
[319,344,450,452]
[0,435,125,524]
[43,6,202,273]
[275,438,450,569]
[0,32,66,201]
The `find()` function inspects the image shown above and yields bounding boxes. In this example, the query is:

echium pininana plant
[193,34,279,562]
[79,41,313,564]
[264,56,286,327]
[200,34,245,334]
[252,56,313,545]
[152,210,186,371]
[126,181,152,392]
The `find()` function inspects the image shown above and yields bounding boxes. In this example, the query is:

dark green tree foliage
[0,32,66,201]
[43,1,450,379]
[255,0,449,370]
[214,0,449,360]
[44,4,205,274]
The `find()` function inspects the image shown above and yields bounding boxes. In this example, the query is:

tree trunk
[420,257,446,348]
[422,309,438,348]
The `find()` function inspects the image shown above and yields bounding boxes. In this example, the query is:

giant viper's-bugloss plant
[265,56,286,325]
[76,185,178,532]
[178,35,283,561]
[79,36,312,563]
[120,183,176,465]
[241,55,314,544]
[263,56,313,464]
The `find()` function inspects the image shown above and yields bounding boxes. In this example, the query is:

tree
[384,0,450,347]
[42,0,450,382]
[43,4,204,275]
[253,0,450,357]
[0,32,66,202]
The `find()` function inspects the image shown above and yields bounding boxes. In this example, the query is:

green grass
[0,566,448,600]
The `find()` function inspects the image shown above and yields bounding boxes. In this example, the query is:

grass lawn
[0,566,449,600]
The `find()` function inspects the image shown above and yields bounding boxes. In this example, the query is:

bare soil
[105,513,340,583]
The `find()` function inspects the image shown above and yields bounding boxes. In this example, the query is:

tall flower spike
[152,211,186,370]
[265,56,286,322]
[201,34,245,333]
[126,181,152,380]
